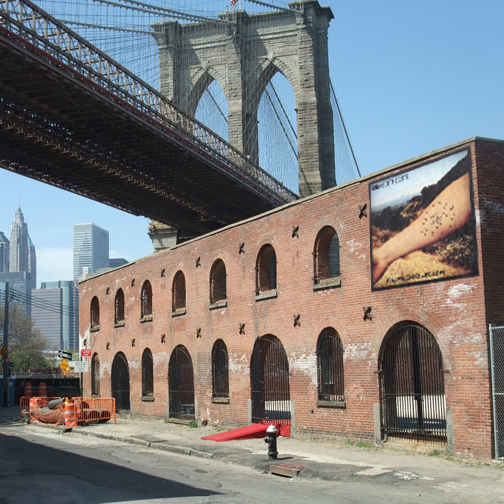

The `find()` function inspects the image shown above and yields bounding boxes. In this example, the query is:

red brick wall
[80,138,502,458]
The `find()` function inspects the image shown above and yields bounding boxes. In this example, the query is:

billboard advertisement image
[370,149,478,290]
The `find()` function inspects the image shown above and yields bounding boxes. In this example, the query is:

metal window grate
[212,339,229,398]
[169,346,195,421]
[317,328,344,401]
[142,349,154,397]
[251,335,290,426]
[380,321,447,443]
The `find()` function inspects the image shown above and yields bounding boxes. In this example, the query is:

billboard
[370,149,478,290]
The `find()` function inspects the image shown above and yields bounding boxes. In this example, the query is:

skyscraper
[0,209,36,314]
[9,207,28,272]
[32,281,79,350]
[73,223,109,280]
[0,231,8,272]
[8,207,36,290]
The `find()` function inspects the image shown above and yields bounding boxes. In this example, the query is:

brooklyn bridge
[0,0,359,239]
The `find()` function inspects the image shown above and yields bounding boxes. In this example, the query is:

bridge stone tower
[152,0,335,199]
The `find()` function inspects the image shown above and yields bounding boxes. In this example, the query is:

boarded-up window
[256,244,277,294]
[141,280,153,317]
[210,259,227,303]
[314,226,340,283]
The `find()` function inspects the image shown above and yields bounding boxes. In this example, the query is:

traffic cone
[64,399,76,428]
[24,382,32,398]
[39,382,47,398]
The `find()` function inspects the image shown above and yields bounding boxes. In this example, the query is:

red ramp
[201,423,269,442]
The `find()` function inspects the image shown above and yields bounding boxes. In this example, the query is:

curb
[30,420,215,460]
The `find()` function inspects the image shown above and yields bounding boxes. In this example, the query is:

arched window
[90,296,100,329]
[212,339,229,399]
[142,348,154,397]
[172,271,186,311]
[114,288,125,324]
[210,259,227,304]
[314,226,340,283]
[317,327,344,403]
[141,280,153,318]
[91,353,100,396]
[256,244,277,294]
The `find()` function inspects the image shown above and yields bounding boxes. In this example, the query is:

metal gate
[251,335,290,425]
[111,352,130,412]
[379,322,446,443]
[489,324,504,458]
[168,345,195,421]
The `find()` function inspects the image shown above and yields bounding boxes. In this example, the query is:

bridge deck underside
[0,33,282,237]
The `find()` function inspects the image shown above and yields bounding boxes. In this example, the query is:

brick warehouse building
[79,137,504,459]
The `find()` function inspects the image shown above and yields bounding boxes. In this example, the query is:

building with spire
[0,208,37,314]
[8,207,36,291]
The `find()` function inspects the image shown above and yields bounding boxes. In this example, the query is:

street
[0,419,503,504]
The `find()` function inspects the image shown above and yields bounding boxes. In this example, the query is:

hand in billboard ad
[370,150,478,290]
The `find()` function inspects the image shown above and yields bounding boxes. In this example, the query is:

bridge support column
[148,221,178,252]
[153,0,336,198]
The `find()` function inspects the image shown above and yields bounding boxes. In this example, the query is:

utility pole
[3,282,9,407]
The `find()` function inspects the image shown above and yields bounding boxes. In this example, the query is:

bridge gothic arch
[153,1,335,197]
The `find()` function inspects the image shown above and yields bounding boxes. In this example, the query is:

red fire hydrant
[264,424,278,460]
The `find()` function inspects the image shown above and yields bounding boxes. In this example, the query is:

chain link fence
[490,324,504,459]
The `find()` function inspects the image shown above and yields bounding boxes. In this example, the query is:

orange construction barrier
[39,382,47,398]
[20,396,30,418]
[24,382,32,398]
[73,397,116,424]
[29,397,37,418]
[64,399,76,428]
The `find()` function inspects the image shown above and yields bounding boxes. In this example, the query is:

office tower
[73,223,109,280]
[28,235,36,289]
[8,207,36,290]
[0,231,8,272]
[32,281,79,350]
[109,258,128,269]
[0,271,33,316]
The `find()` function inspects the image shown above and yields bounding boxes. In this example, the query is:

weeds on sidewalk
[346,439,373,449]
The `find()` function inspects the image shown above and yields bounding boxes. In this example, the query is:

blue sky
[1,0,502,285]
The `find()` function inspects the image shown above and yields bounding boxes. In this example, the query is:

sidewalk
[2,406,504,498]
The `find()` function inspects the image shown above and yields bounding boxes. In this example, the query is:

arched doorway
[379,321,447,443]
[111,352,130,413]
[250,335,290,425]
[168,345,195,421]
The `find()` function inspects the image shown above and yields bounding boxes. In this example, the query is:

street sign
[0,345,7,358]
[8,363,14,368]
[59,359,71,375]
[73,361,89,373]
[58,350,72,360]
[3,358,9,364]
[81,349,92,357]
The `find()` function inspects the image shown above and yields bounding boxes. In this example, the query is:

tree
[0,302,50,372]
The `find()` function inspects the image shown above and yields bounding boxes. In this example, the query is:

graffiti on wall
[370,149,478,290]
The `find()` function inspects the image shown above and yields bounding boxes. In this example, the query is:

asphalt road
[0,420,502,504]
